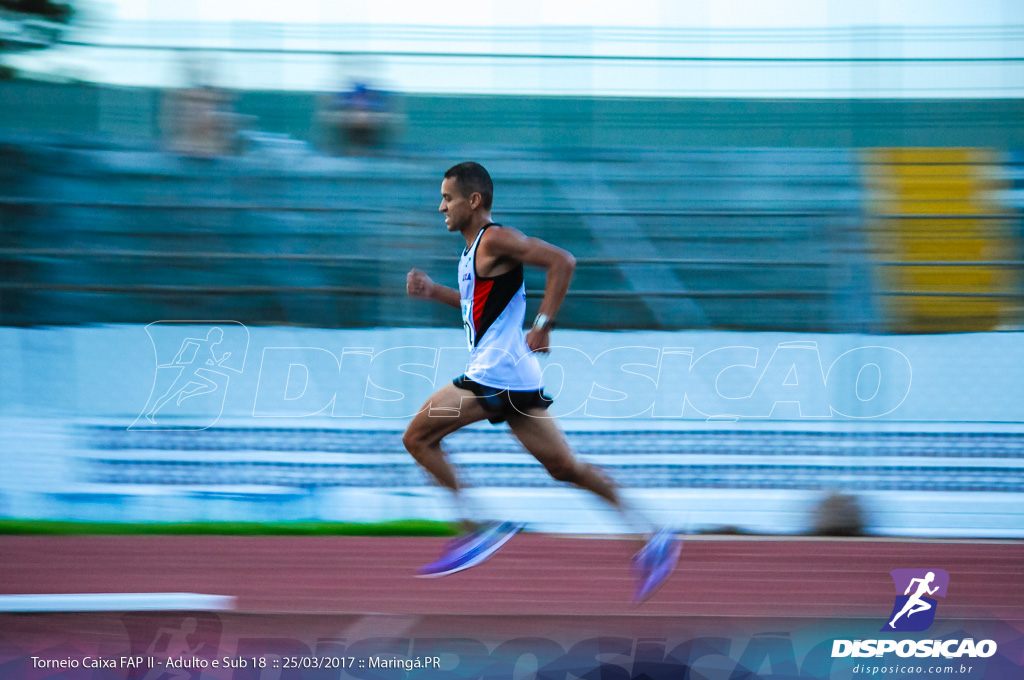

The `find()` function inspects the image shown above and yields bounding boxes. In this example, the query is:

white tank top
[458,225,544,390]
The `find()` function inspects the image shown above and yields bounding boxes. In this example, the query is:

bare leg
[506,409,654,536]
[506,409,681,601]
[402,382,491,529]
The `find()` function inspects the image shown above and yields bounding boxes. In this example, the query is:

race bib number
[460,299,475,349]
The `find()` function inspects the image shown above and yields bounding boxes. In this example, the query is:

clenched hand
[407,269,436,299]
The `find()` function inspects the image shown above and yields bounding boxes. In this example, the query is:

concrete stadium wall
[2,325,1022,423]
[1,326,1021,537]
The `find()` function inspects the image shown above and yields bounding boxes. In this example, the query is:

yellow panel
[885,200,995,215]
[884,219,988,235]
[902,268,999,289]
[876,148,984,164]
[891,166,970,179]
[905,297,1003,320]
[861,147,1017,333]
[898,238,990,258]
[892,179,974,200]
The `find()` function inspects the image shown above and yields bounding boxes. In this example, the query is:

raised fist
[406,268,435,299]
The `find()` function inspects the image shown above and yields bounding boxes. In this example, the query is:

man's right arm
[407,269,460,309]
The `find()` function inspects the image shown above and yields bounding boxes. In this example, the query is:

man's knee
[402,426,424,456]
[403,423,442,459]
[545,458,584,484]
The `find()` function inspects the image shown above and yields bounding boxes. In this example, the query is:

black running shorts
[452,374,554,424]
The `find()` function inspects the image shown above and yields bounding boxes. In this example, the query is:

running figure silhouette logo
[132,322,249,430]
[883,568,950,632]
[141,617,206,680]
[121,612,222,680]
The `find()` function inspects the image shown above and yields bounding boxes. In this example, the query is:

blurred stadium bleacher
[2,102,1022,332]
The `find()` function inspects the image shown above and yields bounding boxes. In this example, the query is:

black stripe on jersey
[473,263,523,347]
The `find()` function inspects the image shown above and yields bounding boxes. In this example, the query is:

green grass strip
[0,519,459,537]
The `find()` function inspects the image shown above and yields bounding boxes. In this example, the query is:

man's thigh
[505,409,575,469]
[404,381,492,444]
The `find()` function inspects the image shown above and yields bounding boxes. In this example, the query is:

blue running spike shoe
[631,528,682,603]
[417,521,524,578]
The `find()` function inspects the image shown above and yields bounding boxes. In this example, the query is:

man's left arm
[482,227,575,353]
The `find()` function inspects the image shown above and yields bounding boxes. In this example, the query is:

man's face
[439,176,475,232]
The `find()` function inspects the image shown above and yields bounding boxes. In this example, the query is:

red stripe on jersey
[472,279,493,334]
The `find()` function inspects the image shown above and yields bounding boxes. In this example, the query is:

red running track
[2,535,1022,621]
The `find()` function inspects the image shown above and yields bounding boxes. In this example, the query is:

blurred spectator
[161,59,237,157]
[318,80,401,154]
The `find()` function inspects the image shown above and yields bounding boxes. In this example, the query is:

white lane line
[0,593,236,612]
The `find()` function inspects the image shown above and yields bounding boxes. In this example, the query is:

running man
[404,161,679,601]
[889,571,940,628]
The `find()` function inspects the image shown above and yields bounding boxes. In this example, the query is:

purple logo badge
[882,568,950,632]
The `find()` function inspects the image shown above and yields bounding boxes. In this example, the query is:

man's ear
[469,192,482,210]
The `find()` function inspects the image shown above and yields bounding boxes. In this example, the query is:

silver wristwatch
[532,313,552,331]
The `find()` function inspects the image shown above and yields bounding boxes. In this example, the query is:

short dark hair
[444,161,493,210]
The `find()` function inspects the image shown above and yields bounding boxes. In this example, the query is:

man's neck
[461,213,494,248]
